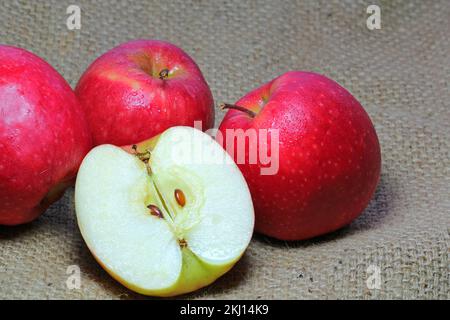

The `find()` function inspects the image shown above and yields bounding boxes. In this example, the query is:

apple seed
[147,204,163,218]
[174,189,186,207]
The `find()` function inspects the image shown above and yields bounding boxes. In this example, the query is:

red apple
[218,71,381,240]
[0,45,92,225]
[75,39,214,146]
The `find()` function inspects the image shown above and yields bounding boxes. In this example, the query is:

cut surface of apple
[75,126,254,296]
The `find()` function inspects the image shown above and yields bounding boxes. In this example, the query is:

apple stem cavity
[174,189,186,207]
[219,103,256,118]
[159,69,170,80]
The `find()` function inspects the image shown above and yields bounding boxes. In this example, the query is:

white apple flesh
[75,127,254,296]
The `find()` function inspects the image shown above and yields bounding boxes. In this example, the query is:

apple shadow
[0,222,37,239]
[252,170,397,249]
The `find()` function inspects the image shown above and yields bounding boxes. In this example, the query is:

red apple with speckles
[75,40,214,146]
[0,45,92,225]
[218,71,381,240]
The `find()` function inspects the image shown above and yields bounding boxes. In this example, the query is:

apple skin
[218,71,381,240]
[0,45,92,225]
[75,39,215,146]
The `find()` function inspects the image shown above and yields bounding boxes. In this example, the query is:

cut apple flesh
[75,126,254,296]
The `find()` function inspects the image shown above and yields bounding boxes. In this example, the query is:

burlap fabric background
[0,0,448,299]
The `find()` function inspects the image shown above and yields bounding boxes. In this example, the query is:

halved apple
[75,126,254,296]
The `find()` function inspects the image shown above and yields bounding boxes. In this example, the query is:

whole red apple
[75,40,215,146]
[218,71,381,240]
[0,45,92,225]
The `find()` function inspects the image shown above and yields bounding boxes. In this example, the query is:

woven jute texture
[0,0,449,299]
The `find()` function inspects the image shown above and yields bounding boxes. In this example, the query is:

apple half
[75,126,254,296]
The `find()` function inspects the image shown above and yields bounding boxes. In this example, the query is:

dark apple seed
[147,204,163,218]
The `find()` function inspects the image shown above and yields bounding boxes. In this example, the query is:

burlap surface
[0,0,448,299]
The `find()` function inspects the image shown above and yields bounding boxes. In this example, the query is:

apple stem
[219,103,256,118]
[132,145,151,163]
[159,69,170,80]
